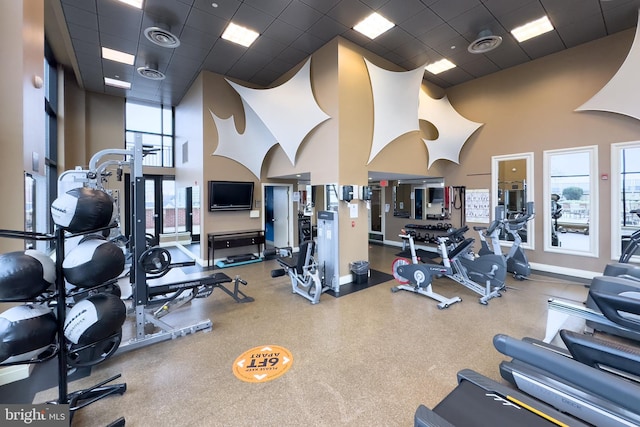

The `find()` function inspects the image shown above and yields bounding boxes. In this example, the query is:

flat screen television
[208,181,254,211]
[429,187,444,204]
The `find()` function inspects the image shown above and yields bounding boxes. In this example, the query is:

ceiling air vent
[468,30,502,54]
[137,64,165,80]
[144,24,181,48]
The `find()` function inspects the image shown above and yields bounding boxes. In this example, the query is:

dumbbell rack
[0,227,125,425]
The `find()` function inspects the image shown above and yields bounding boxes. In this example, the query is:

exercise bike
[437,228,507,305]
[475,202,534,280]
[390,229,462,309]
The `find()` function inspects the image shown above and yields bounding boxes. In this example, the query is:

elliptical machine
[474,202,534,280]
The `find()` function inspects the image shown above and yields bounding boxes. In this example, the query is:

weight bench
[270,240,327,304]
[147,270,253,318]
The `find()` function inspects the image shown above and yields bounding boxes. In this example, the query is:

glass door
[368,185,383,242]
[125,174,175,244]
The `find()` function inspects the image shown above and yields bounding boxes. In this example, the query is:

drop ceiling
[47,0,640,107]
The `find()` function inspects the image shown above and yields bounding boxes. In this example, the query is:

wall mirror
[543,146,598,257]
[491,153,534,249]
[393,178,447,220]
[610,141,640,261]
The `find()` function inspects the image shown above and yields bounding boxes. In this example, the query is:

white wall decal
[365,59,423,164]
[576,11,640,121]
[419,90,483,168]
[225,58,330,165]
[210,101,278,179]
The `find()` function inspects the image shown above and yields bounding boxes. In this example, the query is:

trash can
[350,260,369,284]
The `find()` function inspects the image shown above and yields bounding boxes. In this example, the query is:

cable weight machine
[78,140,214,355]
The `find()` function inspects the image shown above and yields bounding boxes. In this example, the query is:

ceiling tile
[429,0,483,22]
[326,0,373,27]
[242,0,291,17]
[184,8,227,35]
[290,32,326,53]
[50,0,640,105]
[518,31,566,60]
[307,16,349,42]
[378,0,427,24]
[556,15,606,48]
[99,14,142,42]
[299,0,344,14]
[262,19,305,45]
[233,3,278,33]
[61,3,98,30]
[192,0,241,20]
[60,0,96,14]
[399,8,445,37]
[279,1,324,31]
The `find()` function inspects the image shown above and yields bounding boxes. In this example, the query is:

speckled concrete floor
[34,244,589,427]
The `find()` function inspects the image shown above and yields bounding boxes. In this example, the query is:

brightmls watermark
[1,404,69,426]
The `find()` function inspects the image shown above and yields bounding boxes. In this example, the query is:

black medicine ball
[64,293,126,346]
[63,239,125,288]
[0,250,56,301]
[51,187,114,233]
[0,305,57,363]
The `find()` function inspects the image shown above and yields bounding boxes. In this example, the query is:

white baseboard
[383,240,600,281]
[529,262,600,280]
[0,364,32,386]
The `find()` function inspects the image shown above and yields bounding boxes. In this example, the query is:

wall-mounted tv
[429,187,444,204]
[208,181,254,211]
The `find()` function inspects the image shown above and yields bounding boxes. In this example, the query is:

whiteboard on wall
[465,189,490,223]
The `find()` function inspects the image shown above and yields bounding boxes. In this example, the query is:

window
[491,153,534,249]
[125,100,174,167]
[44,41,58,244]
[543,146,598,256]
[611,142,640,261]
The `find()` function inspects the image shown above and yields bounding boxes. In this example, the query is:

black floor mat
[326,269,394,298]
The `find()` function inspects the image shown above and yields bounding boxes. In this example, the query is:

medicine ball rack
[0,227,126,426]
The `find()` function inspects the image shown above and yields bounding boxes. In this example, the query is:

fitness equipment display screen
[208,181,254,211]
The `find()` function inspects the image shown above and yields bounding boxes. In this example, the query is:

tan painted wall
[0,0,44,253]
[442,28,640,272]
[51,23,640,277]
[86,93,125,161]
[262,41,340,184]
[200,71,263,243]
[60,73,86,171]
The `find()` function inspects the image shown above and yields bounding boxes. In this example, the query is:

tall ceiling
[47,0,640,107]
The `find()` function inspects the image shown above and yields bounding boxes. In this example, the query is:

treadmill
[494,333,640,427]
[414,369,587,426]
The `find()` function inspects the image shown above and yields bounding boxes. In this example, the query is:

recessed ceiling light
[353,12,395,39]
[117,0,143,8]
[221,22,260,47]
[105,77,131,89]
[102,47,135,65]
[425,59,456,75]
[511,16,554,43]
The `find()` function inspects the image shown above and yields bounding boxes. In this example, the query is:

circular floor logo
[232,345,293,383]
